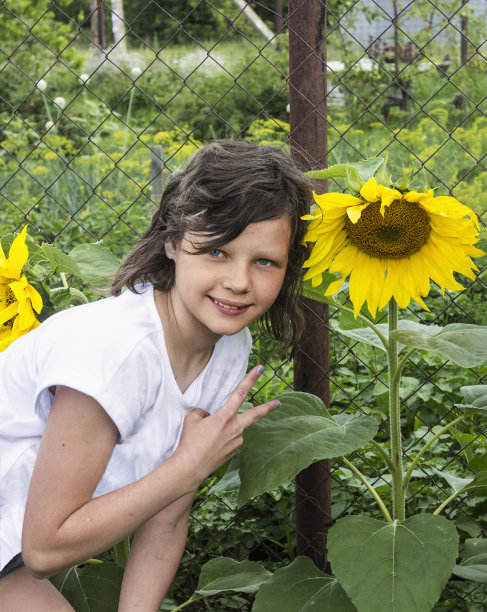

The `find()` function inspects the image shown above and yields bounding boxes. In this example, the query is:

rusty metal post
[90,0,107,50]
[288,0,331,572]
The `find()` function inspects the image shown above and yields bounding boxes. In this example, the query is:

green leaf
[305,165,350,180]
[49,288,74,310]
[335,319,441,352]
[458,471,487,494]
[237,392,377,506]
[457,385,487,414]
[41,243,83,277]
[433,468,473,492]
[195,558,272,596]
[50,562,124,612]
[346,165,361,193]
[304,157,385,185]
[252,556,355,612]
[391,323,487,367]
[328,514,459,612]
[209,453,241,495]
[374,152,392,186]
[350,157,387,183]
[453,539,487,583]
[69,244,119,283]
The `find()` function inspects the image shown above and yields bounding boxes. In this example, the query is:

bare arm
[118,491,196,612]
[22,366,275,579]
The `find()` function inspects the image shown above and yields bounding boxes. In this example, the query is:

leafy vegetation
[1,1,487,609]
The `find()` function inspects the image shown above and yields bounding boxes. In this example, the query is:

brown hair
[111,140,313,347]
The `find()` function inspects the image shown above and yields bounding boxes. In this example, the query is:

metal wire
[1,1,487,608]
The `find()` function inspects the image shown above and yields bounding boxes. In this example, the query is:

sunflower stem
[388,299,405,521]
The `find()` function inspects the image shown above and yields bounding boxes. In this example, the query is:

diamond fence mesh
[1,0,487,609]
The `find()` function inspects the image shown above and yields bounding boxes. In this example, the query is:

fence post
[90,0,107,51]
[150,146,164,203]
[288,0,331,572]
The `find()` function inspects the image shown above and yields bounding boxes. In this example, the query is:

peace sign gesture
[175,366,279,486]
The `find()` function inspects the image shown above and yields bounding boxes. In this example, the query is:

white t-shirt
[0,284,251,571]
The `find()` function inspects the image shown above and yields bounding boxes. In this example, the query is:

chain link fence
[1,0,487,609]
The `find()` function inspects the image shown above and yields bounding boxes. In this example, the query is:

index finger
[220,365,265,415]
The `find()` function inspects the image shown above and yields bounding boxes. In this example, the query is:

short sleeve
[31,292,164,442]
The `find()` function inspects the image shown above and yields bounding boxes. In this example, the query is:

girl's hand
[174,365,278,483]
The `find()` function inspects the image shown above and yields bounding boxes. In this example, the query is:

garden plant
[2,3,487,607]
[172,157,487,612]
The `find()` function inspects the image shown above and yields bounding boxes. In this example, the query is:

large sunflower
[0,227,43,351]
[302,177,484,317]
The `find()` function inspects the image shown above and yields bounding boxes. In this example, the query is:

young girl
[0,140,312,611]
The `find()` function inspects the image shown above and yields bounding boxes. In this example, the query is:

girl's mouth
[209,296,250,315]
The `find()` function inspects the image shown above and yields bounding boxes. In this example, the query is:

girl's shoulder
[40,284,159,341]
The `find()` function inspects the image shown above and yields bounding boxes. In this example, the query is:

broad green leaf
[457,385,487,414]
[469,453,487,473]
[209,453,241,494]
[458,471,487,494]
[328,514,459,612]
[339,307,367,330]
[195,558,272,596]
[433,468,473,493]
[237,392,377,506]
[69,244,119,282]
[252,556,355,612]
[41,243,83,277]
[50,562,123,612]
[453,538,487,582]
[391,323,487,367]
[351,157,387,182]
[335,319,441,352]
[49,288,74,310]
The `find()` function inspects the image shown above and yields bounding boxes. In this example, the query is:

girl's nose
[222,263,251,293]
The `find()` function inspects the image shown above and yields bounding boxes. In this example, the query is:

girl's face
[165,217,291,342]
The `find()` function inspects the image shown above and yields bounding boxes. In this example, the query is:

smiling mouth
[209,297,250,311]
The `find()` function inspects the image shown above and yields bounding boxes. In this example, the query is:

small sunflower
[302,177,484,317]
[0,227,43,351]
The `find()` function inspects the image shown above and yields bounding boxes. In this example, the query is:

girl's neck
[153,289,217,394]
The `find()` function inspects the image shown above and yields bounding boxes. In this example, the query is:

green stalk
[169,594,207,611]
[370,439,395,472]
[395,347,416,385]
[402,414,465,493]
[280,496,295,560]
[330,300,389,351]
[342,457,392,523]
[387,299,405,521]
[434,489,464,516]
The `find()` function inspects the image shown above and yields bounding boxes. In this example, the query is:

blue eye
[209,249,224,257]
[256,258,272,266]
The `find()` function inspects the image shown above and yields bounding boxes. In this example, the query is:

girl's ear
[165,241,177,261]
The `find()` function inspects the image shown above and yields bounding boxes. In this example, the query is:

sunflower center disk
[346,200,431,258]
